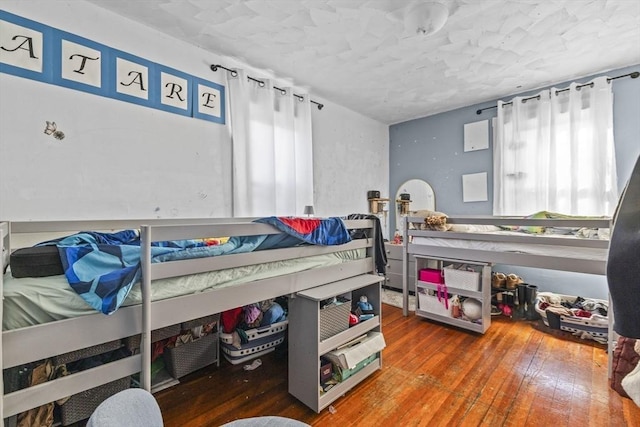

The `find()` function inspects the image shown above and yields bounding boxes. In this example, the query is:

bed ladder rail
[2,356,141,418]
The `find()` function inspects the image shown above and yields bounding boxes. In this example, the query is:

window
[493,76,618,217]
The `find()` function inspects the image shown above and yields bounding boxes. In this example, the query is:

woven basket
[319,299,351,341]
[124,323,182,351]
[443,265,480,291]
[417,288,452,317]
[181,313,220,330]
[53,340,122,365]
[163,332,219,379]
[59,376,130,426]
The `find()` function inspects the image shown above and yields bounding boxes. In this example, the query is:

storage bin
[319,298,351,341]
[535,292,608,342]
[163,332,219,378]
[53,340,122,365]
[124,323,182,351]
[323,332,386,371]
[220,320,288,345]
[221,331,286,365]
[334,353,377,382]
[59,376,130,426]
[443,265,480,291]
[418,268,443,284]
[417,288,453,317]
[181,313,220,331]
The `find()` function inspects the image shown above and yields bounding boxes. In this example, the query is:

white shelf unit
[288,274,384,413]
[414,255,492,334]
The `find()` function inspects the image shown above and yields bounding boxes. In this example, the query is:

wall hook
[44,121,65,140]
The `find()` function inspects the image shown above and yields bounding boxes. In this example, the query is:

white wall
[0,1,389,221]
[311,100,389,219]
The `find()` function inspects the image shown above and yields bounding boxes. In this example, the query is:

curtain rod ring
[211,64,238,77]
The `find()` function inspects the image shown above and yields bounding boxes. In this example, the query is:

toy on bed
[409,210,451,231]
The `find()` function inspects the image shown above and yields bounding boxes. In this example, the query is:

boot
[515,283,527,319]
[525,284,540,320]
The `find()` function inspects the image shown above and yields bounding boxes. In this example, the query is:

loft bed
[400,214,611,317]
[0,217,381,422]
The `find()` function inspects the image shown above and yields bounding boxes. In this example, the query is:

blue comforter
[46,217,351,315]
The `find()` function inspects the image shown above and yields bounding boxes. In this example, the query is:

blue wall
[389,64,640,299]
[390,64,640,219]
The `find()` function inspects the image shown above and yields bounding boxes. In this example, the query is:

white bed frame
[401,215,614,372]
[0,218,379,421]
[401,215,611,317]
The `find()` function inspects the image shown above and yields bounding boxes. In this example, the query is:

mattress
[2,248,365,330]
[411,234,607,261]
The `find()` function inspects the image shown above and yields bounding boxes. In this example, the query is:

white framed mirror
[395,179,436,234]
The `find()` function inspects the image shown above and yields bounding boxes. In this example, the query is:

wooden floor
[155,304,640,426]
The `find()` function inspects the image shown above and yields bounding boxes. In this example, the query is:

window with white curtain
[228,70,313,217]
[493,76,618,217]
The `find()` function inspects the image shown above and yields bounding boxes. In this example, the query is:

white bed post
[140,225,152,392]
[402,216,409,317]
[0,222,8,421]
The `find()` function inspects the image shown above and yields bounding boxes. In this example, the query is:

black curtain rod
[210,64,324,110]
[476,71,639,115]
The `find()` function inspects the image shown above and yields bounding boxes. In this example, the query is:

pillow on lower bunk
[10,246,64,278]
[448,224,502,233]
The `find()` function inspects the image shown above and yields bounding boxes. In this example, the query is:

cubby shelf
[288,273,384,413]
[413,255,492,334]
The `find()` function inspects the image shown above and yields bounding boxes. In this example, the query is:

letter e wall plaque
[192,77,225,124]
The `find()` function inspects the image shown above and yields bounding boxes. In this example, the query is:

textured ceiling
[86,0,640,124]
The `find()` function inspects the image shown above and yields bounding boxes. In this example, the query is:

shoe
[492,272,506,289]
[491,305,502,316]
[506,274,523,290]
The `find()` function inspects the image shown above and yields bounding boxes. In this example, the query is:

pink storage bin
[418,268,444,284]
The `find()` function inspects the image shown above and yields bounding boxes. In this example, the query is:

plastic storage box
[221,331,286,365]
[220,320,288,365]
[219,320,288,345]
[535,292,608,342]
[418,268,444,284]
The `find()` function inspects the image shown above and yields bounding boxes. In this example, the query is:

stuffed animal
[412,210,451,231]
[357,295,373,311]
[425,214,448,231]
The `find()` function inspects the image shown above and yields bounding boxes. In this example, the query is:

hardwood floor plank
[154,304,640,426]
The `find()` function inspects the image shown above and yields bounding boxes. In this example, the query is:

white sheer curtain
[228,70,313,217]
[494,76,618,216]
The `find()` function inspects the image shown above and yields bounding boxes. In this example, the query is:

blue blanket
[49,217,351,315]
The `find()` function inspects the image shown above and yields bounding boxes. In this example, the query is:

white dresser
[384,242,416,294]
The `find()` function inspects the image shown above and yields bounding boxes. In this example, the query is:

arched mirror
[395,179,436,234]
